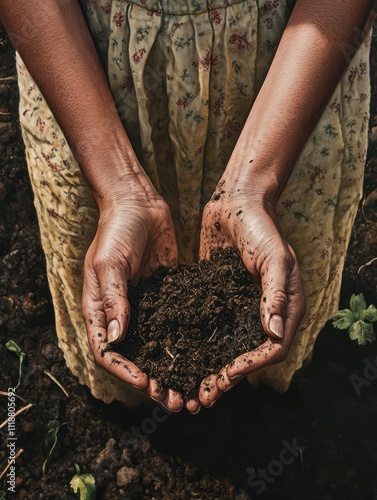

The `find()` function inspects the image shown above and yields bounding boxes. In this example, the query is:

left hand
[198,179,305,408]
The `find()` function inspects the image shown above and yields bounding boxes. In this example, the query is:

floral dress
[16,0,372,405]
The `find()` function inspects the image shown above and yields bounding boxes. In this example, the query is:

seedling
[332,293,377,345]
[70,464,96,500]
[42,402,63,475]
[5,340,25,389]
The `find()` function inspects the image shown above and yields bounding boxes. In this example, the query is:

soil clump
[1,21,377,500]
[115,248,266,399]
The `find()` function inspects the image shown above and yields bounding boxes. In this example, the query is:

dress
[16,0,372,405]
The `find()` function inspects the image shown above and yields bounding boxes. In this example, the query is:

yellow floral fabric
[17,0,372,404]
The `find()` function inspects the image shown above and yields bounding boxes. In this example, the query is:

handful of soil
[115,248,267,400]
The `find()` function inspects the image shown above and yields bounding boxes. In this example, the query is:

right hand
[81,181,191,412]
[198,184,305,407]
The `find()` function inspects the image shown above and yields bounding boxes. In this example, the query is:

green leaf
[349,293,367,319]
[360,304,377,323]
[42,402,61,475]
[332,309,354,330]
[70,464,96,500]
[5,340,26,389]
[349,320,376,346]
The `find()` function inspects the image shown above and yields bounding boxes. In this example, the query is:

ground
[1,21,377,500]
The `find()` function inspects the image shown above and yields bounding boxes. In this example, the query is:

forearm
[226,0,376,204]
[0,0,147,207]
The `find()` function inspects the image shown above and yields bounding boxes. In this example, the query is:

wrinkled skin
[198,180,306,408]
[81,190,199,413]
[2,0,373,414]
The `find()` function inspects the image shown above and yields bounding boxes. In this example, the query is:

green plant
[5,340,25,389]
[42,402,62,475]
[70,464,96,500]
[332,293,377,345]
[0,492,7,499]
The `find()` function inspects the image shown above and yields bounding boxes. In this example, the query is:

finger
[95,256,131,343]
[146,378,166,402]
[185,397,201,414]
[155,223,179,269]
[199,374,222,407]
[86,321,148,388]
[82,262,148,388]
[198,204,226,261]
[137,233,178,281]
[216,366,241,392]
[162,389,184,413]
[260,252,291,339]
[226,339,285,380]
[283,264,306,347]
[256,243,298,340]
[198,220,213,261]
[261,244,305,343]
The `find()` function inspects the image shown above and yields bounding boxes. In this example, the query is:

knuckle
[92,255,110,272]
[102,292,118,312]
[271,290,288,308]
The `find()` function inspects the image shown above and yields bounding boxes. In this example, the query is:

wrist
[77,130,159,210]
[221,155,284,210]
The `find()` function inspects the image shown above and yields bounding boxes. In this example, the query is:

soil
[113,248,266,400]
[1,20,377,500]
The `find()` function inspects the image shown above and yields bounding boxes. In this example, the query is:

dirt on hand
[113,248,267,400]
[1,20,377,500]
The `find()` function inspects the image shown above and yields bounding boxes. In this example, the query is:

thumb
[96,258,131,344]
[258,245,296,340]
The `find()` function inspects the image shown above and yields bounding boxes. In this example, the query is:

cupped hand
[81,181,198,413]
[198,181,305,407]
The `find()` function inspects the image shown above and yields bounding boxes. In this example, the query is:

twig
[0,76,17,82]
[165,347,174,359]
[0,391,26,404]
[0,449,24,480]
[207,327,218,342]
[358,257,377,274]
[0,403,34,430]
[361,198,371,222]
[43,370,69,398]
[0,112,11,115]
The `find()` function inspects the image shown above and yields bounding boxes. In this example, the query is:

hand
[198,181,305,407]
[81,181,195,412]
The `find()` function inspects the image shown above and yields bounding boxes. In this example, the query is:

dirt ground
[1,20,377,500]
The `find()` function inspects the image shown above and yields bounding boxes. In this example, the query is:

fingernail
[108,320,119,343]
[224,385,234,392]
[192,406,201,414]
[269,314,284,338]
[229,374,242,381]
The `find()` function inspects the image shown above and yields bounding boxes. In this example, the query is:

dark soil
[1,21,377,500]
[114,248,266,400]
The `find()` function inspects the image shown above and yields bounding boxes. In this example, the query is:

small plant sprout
[332,293,377,345]
[42,402,64,475]
[70,464,96,500]
[5,340,25,389]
